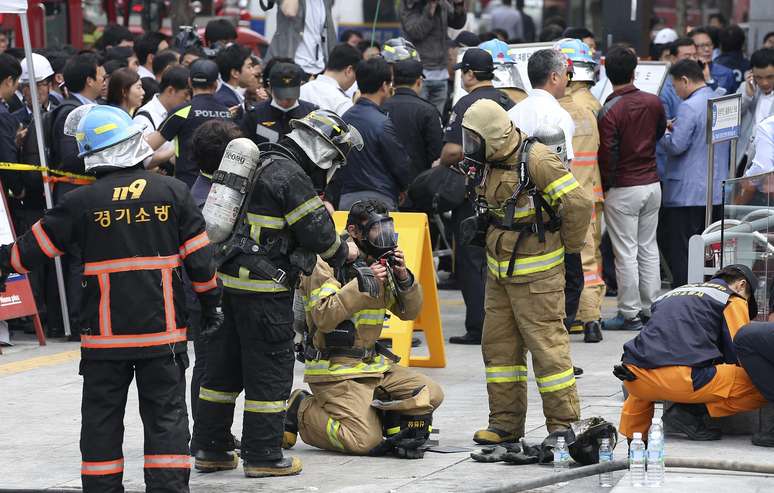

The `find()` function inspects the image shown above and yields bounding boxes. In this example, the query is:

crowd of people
[0,3,773,491]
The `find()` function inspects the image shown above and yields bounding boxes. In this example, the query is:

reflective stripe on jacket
[298,255,422,383]
[0,167,220,360]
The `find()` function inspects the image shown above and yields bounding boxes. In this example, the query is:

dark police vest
[622,280,743,374]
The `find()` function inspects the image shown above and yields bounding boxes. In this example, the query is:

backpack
[42,100,78,168]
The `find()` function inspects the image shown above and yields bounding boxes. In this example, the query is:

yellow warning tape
[0,162,95,183]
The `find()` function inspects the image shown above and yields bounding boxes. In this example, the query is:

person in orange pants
[615,264,768,440]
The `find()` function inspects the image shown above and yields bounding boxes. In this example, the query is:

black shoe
[752,427,774,447]
[638,311,651,324]
[573,366,584,376]
[663,404,721,441]
[194,449,239,472]
[244,456,302,477]
[46,327,65,339]
[449,332,481,345]
[283,389,310,449]
[583,320,603,343]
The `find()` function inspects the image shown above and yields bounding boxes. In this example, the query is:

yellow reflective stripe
[535,368,576,393]
[218,271,289,293]
[486,247,565,278]
[244,400,287,413]
[173,105,191,118]
[352,309,386,326]
[304,355,391,376]
[247,213,286,229]
[320,235,341,260]
[326,418,345,450]
[199,387,239,404]
[306,282,341,308]
[544,173,579,200]
[285,196,323,225]
[386,426,401,436]
[485,365,528,383]
[93,122,118,135]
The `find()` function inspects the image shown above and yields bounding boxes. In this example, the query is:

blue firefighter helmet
[553,38,597,82]
[478,39,513,64]
[72,105,142,158]
[65,105,152,172]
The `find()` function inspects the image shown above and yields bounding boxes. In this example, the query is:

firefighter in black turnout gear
[192,109,364,478]
[0,105,221,493]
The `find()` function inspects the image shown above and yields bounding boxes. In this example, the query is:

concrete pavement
[0,290,772,492]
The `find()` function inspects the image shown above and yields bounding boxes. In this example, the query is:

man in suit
[215,44,257,111]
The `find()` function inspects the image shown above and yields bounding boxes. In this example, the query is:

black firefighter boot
[194,449,239,473]
[752,424,774,447]
[583,320,603,343]
[663,403,721,441]
[282,389,311,449]
[244,457,303,478]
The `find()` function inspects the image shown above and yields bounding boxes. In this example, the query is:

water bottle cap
[557,436,565,444]
[601,438,609,445]
[633,432,642,439]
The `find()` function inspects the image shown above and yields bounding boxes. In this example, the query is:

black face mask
[352,214,398,259]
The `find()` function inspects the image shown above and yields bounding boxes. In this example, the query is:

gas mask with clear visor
[462,126,486,171]
[354,209,398,258]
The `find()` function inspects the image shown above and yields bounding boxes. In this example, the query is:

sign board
[0,179,45,347]
[452,42,552,106]
[591,61,670,103]
[708,94,742,144]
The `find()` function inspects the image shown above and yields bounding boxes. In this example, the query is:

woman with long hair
[106,67,144,115]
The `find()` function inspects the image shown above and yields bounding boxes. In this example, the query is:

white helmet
[20,53,54,84]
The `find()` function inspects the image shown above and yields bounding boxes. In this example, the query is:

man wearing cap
[381,46,442,180]
[615,264,768,442]
[146,59,232,188]
[241,62,318,146]
[440,47,514,345]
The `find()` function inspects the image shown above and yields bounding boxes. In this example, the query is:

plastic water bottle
[598,437,614,487]
[647,418,665,487]
[553,436,571,485]
[629,432,647,487]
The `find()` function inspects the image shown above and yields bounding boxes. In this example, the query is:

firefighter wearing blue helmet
[0,104,222,492]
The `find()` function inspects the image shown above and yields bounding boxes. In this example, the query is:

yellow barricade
[333,211,446,368]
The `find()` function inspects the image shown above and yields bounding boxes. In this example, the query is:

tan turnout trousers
[297,365,444,454]
[482,272,581,437]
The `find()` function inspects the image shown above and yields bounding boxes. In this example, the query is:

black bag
[407,165,466,213]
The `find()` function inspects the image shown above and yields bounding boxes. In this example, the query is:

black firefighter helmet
[289,109,364,166]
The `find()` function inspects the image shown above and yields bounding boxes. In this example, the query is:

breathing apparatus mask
[348,203,398,259]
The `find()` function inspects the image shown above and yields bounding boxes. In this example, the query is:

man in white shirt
[507,48,575,162]
[299,43,360,115]
[745,114,774,176]
[134,66,190,167]
[738,48,774,169]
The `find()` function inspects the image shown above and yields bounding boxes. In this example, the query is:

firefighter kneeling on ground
[283,200,444,458]
[0,105,222,492]
[460,99,593,446]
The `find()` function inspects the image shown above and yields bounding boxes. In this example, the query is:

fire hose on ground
[474,457,774,493]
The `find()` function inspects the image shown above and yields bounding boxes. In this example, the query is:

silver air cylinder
[533,124,568,167]
[202,138,261,243]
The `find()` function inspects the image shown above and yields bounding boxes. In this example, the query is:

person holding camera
[283,199,443,459]
[399,0,467,114]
